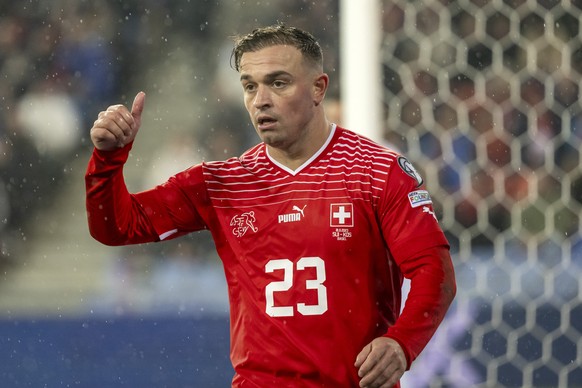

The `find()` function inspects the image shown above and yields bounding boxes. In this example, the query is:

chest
[214,182,382,265]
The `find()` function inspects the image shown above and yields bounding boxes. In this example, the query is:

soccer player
[86,24,456,388]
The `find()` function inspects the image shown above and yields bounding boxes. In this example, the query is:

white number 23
[265,257,328,317]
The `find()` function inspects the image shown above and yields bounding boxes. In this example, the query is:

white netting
[379,1,582,386]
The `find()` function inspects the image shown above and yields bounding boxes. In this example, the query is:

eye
[243,83,256,92]
[272,80,287,88]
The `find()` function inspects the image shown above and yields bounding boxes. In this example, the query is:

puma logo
[278,205,307,224]
[292,205,306,217]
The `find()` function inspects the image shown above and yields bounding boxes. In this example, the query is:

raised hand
[90,91,146,151]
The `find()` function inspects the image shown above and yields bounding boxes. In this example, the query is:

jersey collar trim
[266,123,337,176]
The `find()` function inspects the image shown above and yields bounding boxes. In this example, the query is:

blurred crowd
[0,0,217,270]
[0,2,120,268]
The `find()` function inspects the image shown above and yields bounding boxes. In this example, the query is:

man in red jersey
[86,24,456,387]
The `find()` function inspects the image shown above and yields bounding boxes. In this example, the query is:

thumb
[131,91,146,127]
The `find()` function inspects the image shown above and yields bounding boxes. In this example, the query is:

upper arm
[377,156,449,266]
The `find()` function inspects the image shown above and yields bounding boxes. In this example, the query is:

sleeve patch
[397,156,424,187]
[408,190,432,208]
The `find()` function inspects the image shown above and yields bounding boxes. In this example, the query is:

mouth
[257,115,277,130]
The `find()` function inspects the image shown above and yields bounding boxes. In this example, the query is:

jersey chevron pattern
[86,125,450,387]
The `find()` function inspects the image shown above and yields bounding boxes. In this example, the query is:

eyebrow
[240,70,292,83]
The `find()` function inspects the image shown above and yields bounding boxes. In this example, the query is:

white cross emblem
[330,203,354,227]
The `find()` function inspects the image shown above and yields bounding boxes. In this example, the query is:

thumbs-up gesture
[90,92,146,151]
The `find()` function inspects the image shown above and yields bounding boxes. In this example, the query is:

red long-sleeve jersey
[86,125,456,387]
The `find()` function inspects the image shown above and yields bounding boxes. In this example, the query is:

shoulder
[202,143,268,181]
[334,127,425,189]
[335,127,398,156]
[333,127,400,173]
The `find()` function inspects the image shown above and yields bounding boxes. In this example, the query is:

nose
[253,85,272,109]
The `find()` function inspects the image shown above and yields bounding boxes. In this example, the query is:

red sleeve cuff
[383,334,412,370]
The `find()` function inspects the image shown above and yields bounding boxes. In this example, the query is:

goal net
[378,1,582,386]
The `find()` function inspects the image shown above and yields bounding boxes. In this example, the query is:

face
[239,45,326,152]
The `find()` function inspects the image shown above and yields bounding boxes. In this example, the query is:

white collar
[266,123,337,176]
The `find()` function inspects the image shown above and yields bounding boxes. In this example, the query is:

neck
[268,119,332,171]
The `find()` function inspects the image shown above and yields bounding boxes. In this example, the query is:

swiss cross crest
[230,211,258,237]
[330,203,354,227]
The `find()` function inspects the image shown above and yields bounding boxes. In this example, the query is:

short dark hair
[231,24,323,72]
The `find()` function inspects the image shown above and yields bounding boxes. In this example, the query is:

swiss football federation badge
[230,211,258,237]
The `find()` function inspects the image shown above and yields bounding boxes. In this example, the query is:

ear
[313,73,329,106]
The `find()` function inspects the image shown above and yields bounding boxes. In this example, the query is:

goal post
[339,0,383,142]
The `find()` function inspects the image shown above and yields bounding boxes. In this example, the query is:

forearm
[385,245,456,368]
[85,145,159,245]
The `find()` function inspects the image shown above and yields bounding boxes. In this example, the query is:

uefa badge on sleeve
[397,156,423,187]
